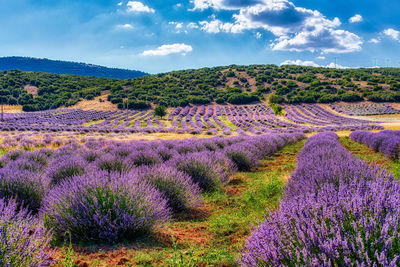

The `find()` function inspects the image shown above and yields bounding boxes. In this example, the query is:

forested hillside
[104,64,400,108]
[0,70,115,111]
[1,65,400,112]
[0,57,147,79]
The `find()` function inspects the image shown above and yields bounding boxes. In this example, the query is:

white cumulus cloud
[190,0,263,11]
[187,22,199,29]
[383,28,400,41]
[141,43,193,56]
[127,1,155,13]
[369,38,380,44]
[281,59,320,67]
[199,19,235,33]
[115,24,134,30]
[281,59,349,69]
[271,28,362,53]
[325,62,349,69]
[196,0,362,53]
[349,14,363,23]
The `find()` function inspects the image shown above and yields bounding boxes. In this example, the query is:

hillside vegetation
[2,65,400,111]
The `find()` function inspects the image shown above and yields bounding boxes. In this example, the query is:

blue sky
[0,0,399,73]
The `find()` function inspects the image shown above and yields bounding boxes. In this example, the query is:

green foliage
[0,70,113,111]
[340,92,363,102]
[269,103,283,115]
[4,65,400,112]
[59,232,75,267]
[154,105,167,118]
[227,93,259,105]
[125,100,151,110]
[186,95,211,105]
[269,94,284,104]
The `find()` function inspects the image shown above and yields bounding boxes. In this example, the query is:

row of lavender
[0,104,383,135]
[0,133,305,265]
[350,130,400,159]
[172,104,382,135]
[0,109,164,133]
[284,104,375,125]
[331,103,400,116]
[239,132,400,266]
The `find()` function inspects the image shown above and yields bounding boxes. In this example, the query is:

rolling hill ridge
[1,64,400,112]
[0,57,147,79]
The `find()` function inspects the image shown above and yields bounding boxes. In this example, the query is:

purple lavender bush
[95,153,130,173]
[4,149,26,161]
[41,171,171,243]
[239,175,400,266]
[127,150,161,167]
[239,132,400,266]
[45,155,86,186]
[285,131,384,199]
[81,149,104,163]
[171,151,236,191]
[350,130,400,159]
[156,147,178,162]
[224,145,257,172]
[0,168,46,212]
[133,165,202,212]
[9,157,46,173]
[0,198,53,266]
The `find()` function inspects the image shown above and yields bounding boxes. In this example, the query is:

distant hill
[0,57,147,79]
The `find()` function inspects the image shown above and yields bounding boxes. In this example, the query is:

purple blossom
[41,171,171,243]
[350,130,400,159]
[170,151,236,191]
[0,168,46,212]
[239,132,400,266]
[131,165,202,212]
[0,198,53,266]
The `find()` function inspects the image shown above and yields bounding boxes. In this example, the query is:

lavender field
[0,103,384,137]
[2,103,400,266]
[3,0,400,263]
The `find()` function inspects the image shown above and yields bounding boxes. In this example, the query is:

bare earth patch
[24,84,38,96]
[63,95,119,111]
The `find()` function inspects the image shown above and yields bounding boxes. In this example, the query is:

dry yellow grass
[0,131,238,142]
[62,95,119,111]
[0,105,23,113]
[380,123,400,130]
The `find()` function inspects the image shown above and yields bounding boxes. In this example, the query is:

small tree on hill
[154,105,167,119]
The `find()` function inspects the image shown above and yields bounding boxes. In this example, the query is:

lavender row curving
[331,103,400,116]
[0,104,383,136]
[350,130,400,159]
[239,132,400,266]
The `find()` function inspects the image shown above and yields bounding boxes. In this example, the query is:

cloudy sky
[0,0,399,73]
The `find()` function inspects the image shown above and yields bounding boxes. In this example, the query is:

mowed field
[2,102,400,266]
